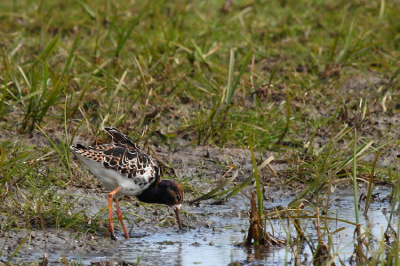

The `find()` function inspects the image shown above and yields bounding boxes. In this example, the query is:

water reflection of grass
[1,0,400,264]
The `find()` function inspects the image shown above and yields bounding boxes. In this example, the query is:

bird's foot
[105,226,118,241]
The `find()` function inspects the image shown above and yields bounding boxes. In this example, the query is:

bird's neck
[136,184,165,204]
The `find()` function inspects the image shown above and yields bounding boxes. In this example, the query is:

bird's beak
[173,204,182,230]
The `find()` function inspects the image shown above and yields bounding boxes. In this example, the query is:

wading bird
[70,127,183,240]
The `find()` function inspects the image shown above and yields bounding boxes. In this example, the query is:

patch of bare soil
[0,228,116,264]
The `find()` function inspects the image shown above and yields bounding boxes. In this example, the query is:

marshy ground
[1,0,400,265]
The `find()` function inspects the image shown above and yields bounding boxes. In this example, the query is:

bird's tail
[70,143,88,152]
[103,127,138,148]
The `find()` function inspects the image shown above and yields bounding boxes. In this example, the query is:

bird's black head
[157,180,183,206]
[136,179,183,229]
[136,180,183,206]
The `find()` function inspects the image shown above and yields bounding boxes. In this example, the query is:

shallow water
[60,186,396,266]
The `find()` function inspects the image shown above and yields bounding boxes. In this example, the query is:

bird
[70,127,183,240]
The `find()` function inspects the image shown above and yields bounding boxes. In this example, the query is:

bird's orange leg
[106,186,122,240]
[114,198,129,239]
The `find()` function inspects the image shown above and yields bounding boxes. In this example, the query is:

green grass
[1,0,400,263]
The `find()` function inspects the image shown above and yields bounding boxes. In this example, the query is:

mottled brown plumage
[70,127,183,240]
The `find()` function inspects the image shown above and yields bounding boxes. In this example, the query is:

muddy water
[28,186,393,266]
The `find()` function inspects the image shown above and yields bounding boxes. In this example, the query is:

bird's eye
[176,195,180,200]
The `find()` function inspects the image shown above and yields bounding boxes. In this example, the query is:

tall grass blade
[191,40,208,65]
[107,70,128,114]
[61,31,80,78]
[25,35,59,67]
[363,149,380,214]
[67,75,90,118]
[114,4,148,58]
[16,66,31,108]
[329,33,341,63]
[0,49,9,116]
[352,129,362,261]
[249,140,263,220]
[233,50,252,92]
[276,89,291,144]
[337,19,354,63]
[225,49,252,107]
[379,0,385,21]
[76,0,96,19]
[115,21,137,58]
[226,49,235,106]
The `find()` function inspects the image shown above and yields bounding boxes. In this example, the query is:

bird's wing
[71,143,160,184]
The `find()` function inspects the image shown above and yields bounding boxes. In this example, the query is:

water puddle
[59,185,396,265]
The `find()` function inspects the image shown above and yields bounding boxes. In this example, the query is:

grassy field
[1,0,400,264]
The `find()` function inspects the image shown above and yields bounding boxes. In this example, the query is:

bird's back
[70,127,160,195]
